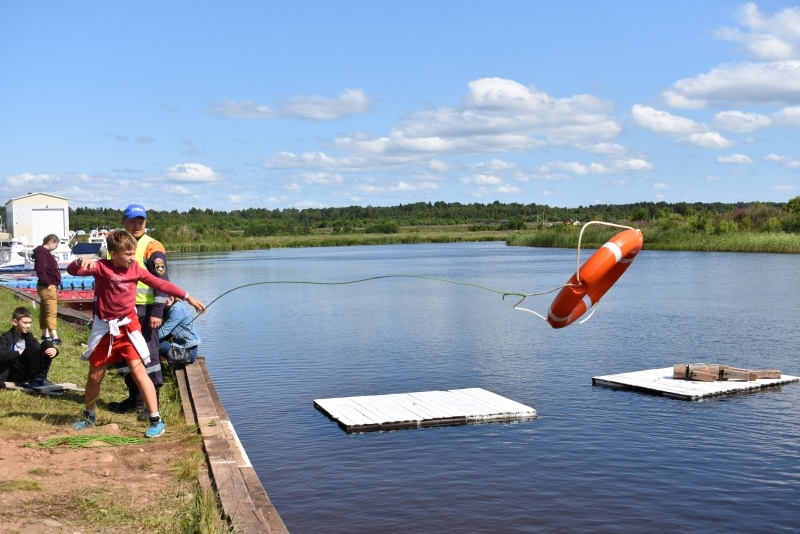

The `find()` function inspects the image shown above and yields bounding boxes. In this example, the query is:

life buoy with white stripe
[547,228,643,329]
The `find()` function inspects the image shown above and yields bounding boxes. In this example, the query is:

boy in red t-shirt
[67,230,205,438]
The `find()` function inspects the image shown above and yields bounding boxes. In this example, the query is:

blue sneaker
[145,420,165,438]
[73,411,96,430]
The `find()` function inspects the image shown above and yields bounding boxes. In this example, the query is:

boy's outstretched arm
[185,295,205,314]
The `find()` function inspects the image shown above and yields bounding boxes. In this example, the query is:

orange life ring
[547,228,643,329]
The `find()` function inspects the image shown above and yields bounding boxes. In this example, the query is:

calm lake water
[169,242,800,533]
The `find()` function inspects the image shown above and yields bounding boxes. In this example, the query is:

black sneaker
[107,397,145,413]
[27,377,54,389]
[52,338,62,346]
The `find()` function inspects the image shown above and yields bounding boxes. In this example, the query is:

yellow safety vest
[135,234,156,305]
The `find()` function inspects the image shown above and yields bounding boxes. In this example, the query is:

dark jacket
[32,245,61,287]
[0,327,57,384]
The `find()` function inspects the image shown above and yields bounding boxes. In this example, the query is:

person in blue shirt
[158,296,201,366]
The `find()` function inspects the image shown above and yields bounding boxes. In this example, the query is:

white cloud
[264,151,364,170]
[715,3,800,61]
[579,142,627,154]
[612,158,653,171]
[659,5,800,110]
[631,105,733,148]
[293,200,328,209]
[207,99,278,120]
[766,152,800,169]
[301,172,344,185]
[335,78,621,159]
[664,61,800,109]
[470,184,522,197]
[427,159,451,172]
[207,89,373,120]
[472,158,517,171]
[282,183,301,193]
[357,181,439,194]
[772,105,800,125]
[5,172,59,187]
[631,105,703,134]
[165,163,219,183]
[461,174,503,185]
[281,89,374,120]
[717,153,754,164]
[653,182,670,190]
[683,132,733,148]
[548,161,609,175]
[765,152,790,162]
[713,110,772,132]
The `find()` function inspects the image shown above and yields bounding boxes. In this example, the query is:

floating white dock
[592,367,800,400]
[314,387,537,433]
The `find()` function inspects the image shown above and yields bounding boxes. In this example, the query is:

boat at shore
[0,239,103,273]
[0,238,32,271]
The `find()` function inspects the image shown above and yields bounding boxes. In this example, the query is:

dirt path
[0,425,199,533]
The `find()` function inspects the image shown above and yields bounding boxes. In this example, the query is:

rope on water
[28,434,146,449]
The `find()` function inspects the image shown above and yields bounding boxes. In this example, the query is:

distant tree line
[67,198,800,239]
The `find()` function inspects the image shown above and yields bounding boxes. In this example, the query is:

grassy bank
[0,288,229,533]
[160,228,511,251]
[152,223,800,254]
[505,226,800,253]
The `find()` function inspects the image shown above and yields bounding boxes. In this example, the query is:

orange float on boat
[547,228,643,329]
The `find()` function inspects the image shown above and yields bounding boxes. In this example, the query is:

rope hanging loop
[547,224,643,329]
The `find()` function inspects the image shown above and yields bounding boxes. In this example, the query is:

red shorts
[88,324,143,367]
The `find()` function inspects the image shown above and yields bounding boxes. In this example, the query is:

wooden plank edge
[192,359,289,534]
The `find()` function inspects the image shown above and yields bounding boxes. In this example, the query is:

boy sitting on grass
[0,307,59,388]
[66,229,205,438]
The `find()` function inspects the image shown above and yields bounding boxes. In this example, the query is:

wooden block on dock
[753,370,782,379]
[689,371,718,382]
[673,364,688,379]
[688,364,719,380]
[720,368,757,381]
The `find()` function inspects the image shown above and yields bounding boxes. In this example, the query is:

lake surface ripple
[169,242,800,533]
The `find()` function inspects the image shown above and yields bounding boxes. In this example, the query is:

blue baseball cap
[124,204,147,219]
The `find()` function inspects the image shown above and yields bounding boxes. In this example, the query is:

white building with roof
[4,192,70,246]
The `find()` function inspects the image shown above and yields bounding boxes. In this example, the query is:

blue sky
[3,1,800,213]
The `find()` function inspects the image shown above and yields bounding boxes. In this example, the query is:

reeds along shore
[154,226,800,254]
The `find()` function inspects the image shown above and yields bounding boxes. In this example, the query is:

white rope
[575,221,634,283]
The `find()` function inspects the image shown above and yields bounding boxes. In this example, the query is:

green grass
[0,287,231,533]
[505,226,800,253]
[159,224,800,254]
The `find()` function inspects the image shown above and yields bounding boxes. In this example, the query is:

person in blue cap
[107,204,170,418]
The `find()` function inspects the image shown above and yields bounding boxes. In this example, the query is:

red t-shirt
[66,259,188,321]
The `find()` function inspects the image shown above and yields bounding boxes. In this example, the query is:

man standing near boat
[107,204,169,416]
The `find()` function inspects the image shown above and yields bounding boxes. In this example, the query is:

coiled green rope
[28,435,146,449]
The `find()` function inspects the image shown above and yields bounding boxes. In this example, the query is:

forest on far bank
[69,198,800,238]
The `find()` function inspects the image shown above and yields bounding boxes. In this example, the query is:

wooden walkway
[177,359,289,533]
[314,387,537,433]
[592,367,800,400]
